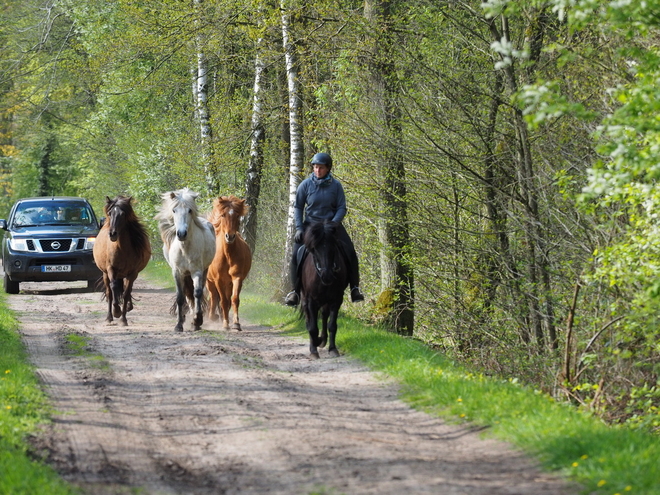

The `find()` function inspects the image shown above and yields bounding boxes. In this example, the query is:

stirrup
[285,290,299,306]
[350,287,365,303]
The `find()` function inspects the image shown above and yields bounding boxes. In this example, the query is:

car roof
[15,197,91,204]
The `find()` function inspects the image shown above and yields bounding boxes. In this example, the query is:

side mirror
[99,217,105,228]
[0,219,6,230]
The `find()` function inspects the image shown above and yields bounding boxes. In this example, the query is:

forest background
[1,0,659,433]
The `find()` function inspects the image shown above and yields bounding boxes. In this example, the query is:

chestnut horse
[156,189,216,332]
[299,220,349,358]
[93,196,151,326]
[206,196,252,331]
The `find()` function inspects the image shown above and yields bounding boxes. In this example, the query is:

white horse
[155,188,216,332]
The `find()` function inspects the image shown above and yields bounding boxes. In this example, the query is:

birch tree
[281,0,305,288]
[194,0,218,196]
[243,13,267,254]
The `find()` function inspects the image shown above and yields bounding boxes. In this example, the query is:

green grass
[0,292,80,495]
[63,333,110,371]
[141,258,175,290]
[239,295,660,495]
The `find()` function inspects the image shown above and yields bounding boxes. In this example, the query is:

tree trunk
[243,22,266,255]
[365,0,414,336]
[489,14,551,351]
[194,0,218,196]
[281,0,305,290]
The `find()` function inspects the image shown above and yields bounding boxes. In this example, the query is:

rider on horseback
[285,152,365,306]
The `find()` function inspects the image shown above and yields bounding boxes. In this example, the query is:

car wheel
[86,279,98,292]
[4,273,19,294]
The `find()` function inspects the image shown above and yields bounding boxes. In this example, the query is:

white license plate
[42,265,71,273]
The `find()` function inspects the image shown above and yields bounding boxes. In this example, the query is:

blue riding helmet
[311,152,333,170]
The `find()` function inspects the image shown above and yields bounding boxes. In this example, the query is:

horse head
[169,189,199,242]
[210,196,248,244]
[105,196,134,242]
[304,221,341,286]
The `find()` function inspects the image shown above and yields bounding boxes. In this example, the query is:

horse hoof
[119,320,128,327]
[329,349,340,358]
[127,301,134,312]
[209,313,219,321]
[112,308,122,318]
[174,325,183,332]
[319,338,327,348]
[193,325,202,331]
[231,323,242,331]
[310,352,320,359]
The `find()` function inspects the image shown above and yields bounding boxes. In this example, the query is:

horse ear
[169,192,176,199]
[106,196,112,204]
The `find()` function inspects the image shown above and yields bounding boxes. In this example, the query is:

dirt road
[8,277,575,494]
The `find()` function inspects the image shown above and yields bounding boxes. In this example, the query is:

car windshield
[12,202,94,227]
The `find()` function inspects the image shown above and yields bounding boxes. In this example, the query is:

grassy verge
[0,292,79,495]
[236,292,660,495]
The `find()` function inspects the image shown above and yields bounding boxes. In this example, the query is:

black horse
[300,220,349,358]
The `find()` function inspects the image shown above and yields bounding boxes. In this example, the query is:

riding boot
[348,255,365,303]
[285,246,301,306]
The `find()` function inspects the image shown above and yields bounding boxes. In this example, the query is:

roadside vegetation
[0,292,78,495]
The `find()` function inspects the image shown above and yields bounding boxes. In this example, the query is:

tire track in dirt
[8,278,577,495]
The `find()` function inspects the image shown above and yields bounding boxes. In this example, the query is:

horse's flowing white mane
[155,188,209,247]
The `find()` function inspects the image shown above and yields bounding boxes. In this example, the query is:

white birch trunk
[194,0,217,196]
[242,31,266,254]
[281,1,304,286]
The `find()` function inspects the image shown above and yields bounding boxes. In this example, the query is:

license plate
[42,265,71,273]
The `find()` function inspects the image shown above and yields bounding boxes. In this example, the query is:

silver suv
[0,197,102,293]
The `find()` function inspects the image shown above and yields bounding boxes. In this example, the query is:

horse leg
[230,278,243,331]
[191,271,206,330]
[110,277,123,319]
[119,277,135,327]
[206,280,220,321]
[174,276,186,332]
[125,278,134,313]
[318,306,329,349]
[219,279,231,330]
[306,304,321,359]
[103,273,113,323]
[327,306,340,357]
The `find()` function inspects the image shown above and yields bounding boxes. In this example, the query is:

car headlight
[9,238,29,251]
[84,237,96,249]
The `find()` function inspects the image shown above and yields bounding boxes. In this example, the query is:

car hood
[9,225,99,237]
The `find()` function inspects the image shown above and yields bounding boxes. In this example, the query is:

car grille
[39,239,72,252]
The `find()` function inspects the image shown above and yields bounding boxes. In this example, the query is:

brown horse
[93,196,151,326]
[206,196,252,331]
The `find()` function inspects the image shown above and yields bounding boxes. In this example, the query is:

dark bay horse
[300,220,349,358]
[206,196,252,331]
[93,196,151,326]
[155,189,216,332]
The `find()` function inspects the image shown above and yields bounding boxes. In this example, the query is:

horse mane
[155,188,208,246]
[208,195,248,234]
[106,196,150,253]
[304,220,338,251]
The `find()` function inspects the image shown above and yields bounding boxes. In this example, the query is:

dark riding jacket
[293,173,346,231]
